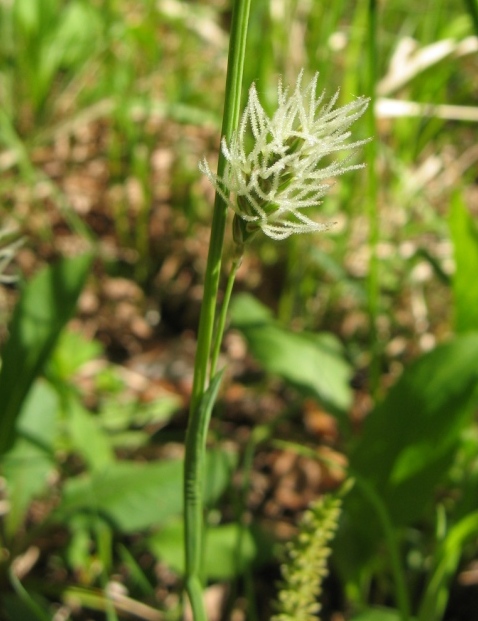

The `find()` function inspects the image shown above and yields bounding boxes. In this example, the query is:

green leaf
[418,511,478,621]
[0,253,92,456]
[351,334,478,523]
[66,514,98,575]
[148,519,184,574]
[336,334,478,579]
[230,293,352,414]
[99,395,180,433]
[54,2,102,67]
[2,380,58,536]
[66,397,115,472]
[48,329,102,380]
[148,519,272,579]
[12,0,42,36]
[449,191,478,333]
[204,522,270,580]
[350,608,408,621]
[230,292,274,325]
[55,449,236,533]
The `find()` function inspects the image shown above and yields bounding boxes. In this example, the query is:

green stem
[190,0,251,415]
[186,577,209,621]
[9,569,51,621]
[209,253,243,380]
[365,0,380,398]
[184,371,224,607]
[183,1,251,619]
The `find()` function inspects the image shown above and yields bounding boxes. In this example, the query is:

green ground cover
[0,0,478,619]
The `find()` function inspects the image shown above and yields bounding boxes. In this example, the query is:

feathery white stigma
[200,71,370,242]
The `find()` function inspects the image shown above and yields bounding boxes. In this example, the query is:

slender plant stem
[9,569,52,621]
[183,1,251,619]
[209,253,243,381]
[365,0,380,397]
[184,372,224,621]
[189,0,251,415]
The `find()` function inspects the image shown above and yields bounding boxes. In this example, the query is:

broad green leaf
[57,459,184,532]
[55,449,236,533]
[2,380,58,536]
[230,293,273,326]
[48,329,102,380]
[336,334,478,580]
[66,398,115,472]
[0,253,92,456]
[204,522,268,579]
[99,395,181,433]
[449,191,478,333]
[148,519,184,574]
[230,293,352,414]
[351,334,478,523]
[148,519,272,579]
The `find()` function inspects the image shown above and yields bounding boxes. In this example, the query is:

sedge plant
[183,4,370,620]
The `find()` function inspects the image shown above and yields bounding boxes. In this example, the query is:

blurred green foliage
[0,0,477,619]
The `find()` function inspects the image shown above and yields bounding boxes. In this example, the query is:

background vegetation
[0,0,478,620]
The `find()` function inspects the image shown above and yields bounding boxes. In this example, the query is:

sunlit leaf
[55,449,237,533]
[0,254,92,456]
[449,191,478,333]
[2,380,58,536]
[148,519,273,579]
[230,293,352,414]
[336,334,478,580]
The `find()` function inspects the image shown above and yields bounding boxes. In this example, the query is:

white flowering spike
[200,71,370,243]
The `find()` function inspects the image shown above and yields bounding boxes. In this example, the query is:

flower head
[200,71,370,242]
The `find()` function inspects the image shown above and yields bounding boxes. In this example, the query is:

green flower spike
[272,495,342,621]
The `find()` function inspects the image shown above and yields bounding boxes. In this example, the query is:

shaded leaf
[350,608,407,621]
[418,511,478,621]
